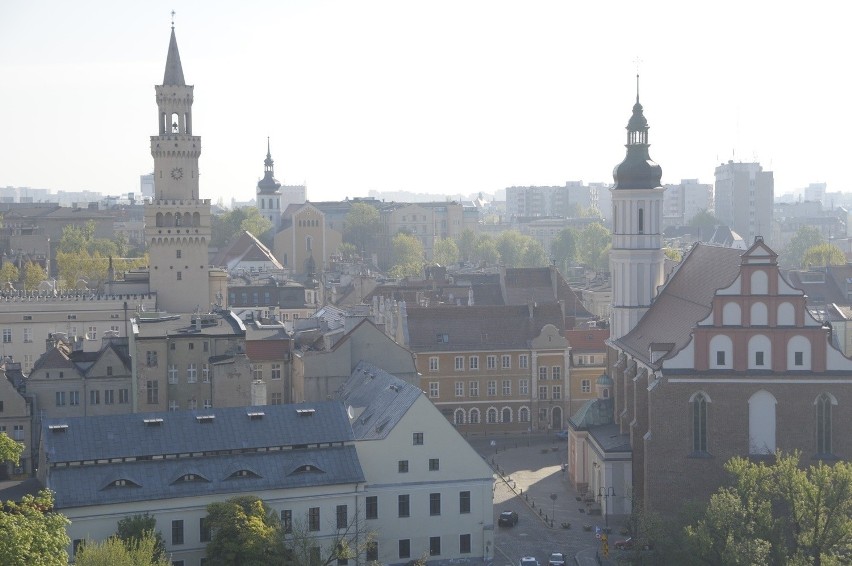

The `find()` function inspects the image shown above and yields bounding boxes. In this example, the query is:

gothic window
[691,392,709,453]
[816,393,835,455]
[748,390,777,455]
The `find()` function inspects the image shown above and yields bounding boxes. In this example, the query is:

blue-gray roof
[336,361,422,441]
[48,446,364,509]
[42,402,353,463]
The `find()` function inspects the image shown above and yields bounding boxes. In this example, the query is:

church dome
[612,81,662,191]
[596,373,614,387]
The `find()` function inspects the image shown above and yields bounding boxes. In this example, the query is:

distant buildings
[662,178,713,229]
[714,161,774,246]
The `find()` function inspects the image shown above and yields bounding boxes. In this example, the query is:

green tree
[240,212,273,241]
[337,242,357,261]
[577,222,610,269]
[283,513,376,566]
[23,261,47,290]
[551,227,578,273]
[211,207,272,249]
[389,232,425,278]
[802,243,846,269]
[782,226,825,269]
[75,532,170,566]
[115,514,166,562]
[0,432,23,465]
[684,452,852,566]
[433,237,459,267]
[496,231,527,267]
[472,234,499,266]
[343,203,380,254]
[664,247,683,262]
[520,238,550,267]
[456,229,477,262]
[0,262,19,285]
[205,496,286,566]
[0,489,70,566]
[687,209,720,233]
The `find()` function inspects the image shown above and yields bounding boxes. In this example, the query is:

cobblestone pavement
[465,434,622,566]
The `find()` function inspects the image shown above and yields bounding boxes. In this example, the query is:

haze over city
[1,0,849,203]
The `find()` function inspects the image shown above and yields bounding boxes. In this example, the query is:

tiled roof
[564,329,609,352]
[42,401,353,463]
[613,244,743,364]
[336,361,422,441]
[405,304,564,351]
[48,446,364,509]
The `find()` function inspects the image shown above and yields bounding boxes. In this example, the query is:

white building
[662,178,713,228]
[714,161,774,246]
[40,362,494,566]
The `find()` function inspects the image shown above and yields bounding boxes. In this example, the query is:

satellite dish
[347,405,354,419]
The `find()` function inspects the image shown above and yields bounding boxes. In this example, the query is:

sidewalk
[473,434,623,566]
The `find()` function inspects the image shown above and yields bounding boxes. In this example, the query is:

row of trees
[625,452,852,565]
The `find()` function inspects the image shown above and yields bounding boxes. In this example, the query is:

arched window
[816,393,836,455]
[750,302,768,326]
[751,270,769,294]
[748,390,776,455]
[787,335,811,370]
[722,302,742,325]
[709,335,733,369]
[690,392,709,453]
[637,208,644,234]
[777,302,795,325]
[748,335,772,370]
[469,408,480,424]
[487,407,498,424]
[518,406,530,423]
[453,408,465,425]
[501,407,512,423]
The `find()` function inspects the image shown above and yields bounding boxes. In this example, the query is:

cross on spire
[171,10,176,29]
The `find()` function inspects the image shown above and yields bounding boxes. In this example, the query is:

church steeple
[163,27,186,86]
[257,137,282,195]
[609,77,666,340]
[613,75,662,191]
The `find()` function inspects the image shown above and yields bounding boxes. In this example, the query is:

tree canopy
[211,207,273,249]
[343,203,380,254]
[205,495,286,566]
[115,514,166,562]
[0,489,70,566]
[389,232,425,278]
[472,234,499,266]
[433,237,459,267]
[0,262,19,286]
[0,432,23,465]
[782,226,825,269]
[74,532,170,566]
[576,222,611,270]
[551,227,578,272]
[456,229,477,263]
[684,452,852,566]
[802,243,846,269]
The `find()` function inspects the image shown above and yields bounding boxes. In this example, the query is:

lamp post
[598,487,616,532]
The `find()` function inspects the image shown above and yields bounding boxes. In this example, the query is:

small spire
[636,73,640,103]
[267,136,271,158]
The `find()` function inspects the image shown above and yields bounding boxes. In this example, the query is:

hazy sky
[1,1,848,205]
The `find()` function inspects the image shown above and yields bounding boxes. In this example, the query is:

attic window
[247,411,265,420]
[143,418,164,426]
[229,469,259,479]
[196,415,216,423]
[436,333,449,343]
[109,479,139,488]
[296,408,316,416]
[48,424,69,432]
[291,464,324,474]
[174,473,208,484]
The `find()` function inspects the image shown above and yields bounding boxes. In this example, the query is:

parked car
[499,510,519,527]
[520,557,540,566]
[547,552,566,566]
[614,537,654,551]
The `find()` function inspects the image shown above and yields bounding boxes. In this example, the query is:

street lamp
[598,487,616,532]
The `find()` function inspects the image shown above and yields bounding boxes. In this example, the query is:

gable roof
[335,361,422,441]
[613,243,744,364]
[565,328,609,352]
[212,230,283,270]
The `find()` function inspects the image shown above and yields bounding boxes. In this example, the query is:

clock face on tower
[170,167,184,180]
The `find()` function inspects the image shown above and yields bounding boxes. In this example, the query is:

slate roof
[613,243,744,365]
[212,230,282,270]
[162,28,185,86]
[405,304,564,352]
[48,446,364,509]
[335,361,422,441]
[42,401,353,463]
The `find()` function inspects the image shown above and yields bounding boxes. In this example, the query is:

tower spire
[163,19,185,86]
[636,73,640,103]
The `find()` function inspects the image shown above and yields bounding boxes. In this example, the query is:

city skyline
[1,1,848,205]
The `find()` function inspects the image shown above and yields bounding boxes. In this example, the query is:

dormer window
[228,469,259,479]
[174,473,208,484]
